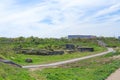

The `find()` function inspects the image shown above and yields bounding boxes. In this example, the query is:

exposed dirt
[29,66,58,71]
[106,68,120,80]
[105,55,120,80]
[112,55,120,59]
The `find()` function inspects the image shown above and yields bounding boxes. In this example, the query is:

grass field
[0,63,35,80]
[0,48,120,80]
[0,37,107,65]
[10,47,106,65]
[0,37,120,80]
[31,51,120,80]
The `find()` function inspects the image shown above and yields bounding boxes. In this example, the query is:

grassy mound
[36,52,120,80]
[0,63,35,80]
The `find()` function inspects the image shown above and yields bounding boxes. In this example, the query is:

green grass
[0,63,35,80]
[1,51,120,80]
[0,37,106,65]
[9,47,106,65]
[98,37,120,47]
[33,51,120,80]
[0,37,120,80]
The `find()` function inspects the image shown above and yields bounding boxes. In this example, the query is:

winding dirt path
[22,48,113,69]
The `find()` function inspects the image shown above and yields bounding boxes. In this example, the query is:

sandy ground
[105,55,120,80]
[106,68,120,80]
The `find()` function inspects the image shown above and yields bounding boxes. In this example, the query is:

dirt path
[22,48,113,69]
[106,68,120,80]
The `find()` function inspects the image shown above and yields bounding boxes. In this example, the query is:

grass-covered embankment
[0,37,106,65]
[34,51,120,80]
[11,46,105,65]
[0,63,35,80]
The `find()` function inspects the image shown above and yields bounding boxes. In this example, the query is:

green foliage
[38,53,120,80]
[98,37,120,47]
[0,63,35,80]
[0,37,120,80]
[11,46,105,65]
[0,37,101,50]
[0,37,106,65]
[104,51,120,57]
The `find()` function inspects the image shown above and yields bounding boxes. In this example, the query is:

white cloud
[94,3,120,17]
[0,0,120,38]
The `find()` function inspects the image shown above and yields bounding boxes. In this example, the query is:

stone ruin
[77,47,94,52]
[48,51,64,55]
[25,58,33,63]
[65,44,94,52]
[14,44,94,55]
[19,49,64,55]
[65,44,75,50]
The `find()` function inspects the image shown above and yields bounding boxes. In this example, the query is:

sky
[0,0,120,38]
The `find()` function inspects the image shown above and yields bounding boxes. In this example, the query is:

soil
[106,68,120,80]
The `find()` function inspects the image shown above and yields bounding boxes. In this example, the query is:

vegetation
[0,63,35,80]
[98,37,120,47]
[0,37,106,65]
[1,51,120,80]
[35,51,120,80]
[11,50,104,65]
[0,36,120,80]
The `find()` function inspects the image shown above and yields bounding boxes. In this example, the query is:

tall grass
[36,52,120,80]
[0,63,35,80]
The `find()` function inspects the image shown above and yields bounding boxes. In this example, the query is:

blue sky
[0,0,120,38]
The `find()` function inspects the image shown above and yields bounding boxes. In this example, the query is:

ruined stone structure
[20,49,64,55]
[48,51,64,55]
[77,47,94,52]
[25,58,33,63]
[65,44,75,50]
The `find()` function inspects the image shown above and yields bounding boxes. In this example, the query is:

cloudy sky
[0,0,120,38]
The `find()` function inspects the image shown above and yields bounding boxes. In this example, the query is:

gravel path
[106,68,120,80]
[22,48,113,68]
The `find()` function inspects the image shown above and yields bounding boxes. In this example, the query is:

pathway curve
[22,48,113,68]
